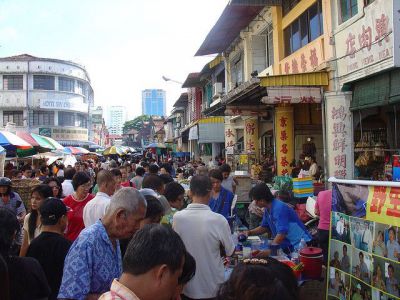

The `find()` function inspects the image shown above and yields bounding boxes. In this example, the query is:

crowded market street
[1,0,400,299]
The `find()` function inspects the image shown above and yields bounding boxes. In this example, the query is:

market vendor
[246,183,311,255]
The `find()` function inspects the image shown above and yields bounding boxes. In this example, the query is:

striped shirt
[99,279,140,300]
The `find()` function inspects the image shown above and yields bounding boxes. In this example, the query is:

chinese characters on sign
[244,118,258,154]
[336,0,395,78]
[224,123,236,149]
[275,106,294,176]
[367,186,400,226]
[331,105,348,178]
[283,47,321,75]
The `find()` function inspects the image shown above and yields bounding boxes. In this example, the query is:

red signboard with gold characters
[275,106,294,176]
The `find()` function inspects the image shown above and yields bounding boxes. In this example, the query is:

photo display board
[327,181,400,300]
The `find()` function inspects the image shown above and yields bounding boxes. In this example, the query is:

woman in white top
[19,184,53,256]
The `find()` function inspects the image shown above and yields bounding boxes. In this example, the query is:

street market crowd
[0,155,312,300]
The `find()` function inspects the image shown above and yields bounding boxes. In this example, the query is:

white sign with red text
[335,0,400,83]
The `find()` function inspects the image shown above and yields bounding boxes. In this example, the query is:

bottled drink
[298,238,307,251]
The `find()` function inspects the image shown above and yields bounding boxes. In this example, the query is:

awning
[173,93,188,107]
[195,4,265,56]
[198,118,225,144]
[260,72,329,87]
[182,73,202,88]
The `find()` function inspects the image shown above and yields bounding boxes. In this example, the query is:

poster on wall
[327,179,400,300]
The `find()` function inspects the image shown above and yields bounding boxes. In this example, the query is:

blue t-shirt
[209,187,235,220]
[58,220,122,300]
[261,199,311,250]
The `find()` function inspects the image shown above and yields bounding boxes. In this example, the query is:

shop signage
[336,0,400,82]
[225,105,269,116]
[244,118,259,155]
[91,114,102,124]
[188,125,198,141]
[40,98,88,113]
[224,120,236,148]
[231,0,282,5]
[275,107,294,175]
[279,38,325,75]
[261,87,321,104]
[51,128,88,141]
[328,179,400,300]
[325,95,353,179]
[38,128,51,137]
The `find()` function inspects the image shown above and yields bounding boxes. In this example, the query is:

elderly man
[83,170,117,227]
[58,188,147,300]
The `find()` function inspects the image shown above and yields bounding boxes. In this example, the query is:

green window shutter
[351,73,390,110]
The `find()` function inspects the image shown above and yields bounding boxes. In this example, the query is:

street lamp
[162,76,183,85]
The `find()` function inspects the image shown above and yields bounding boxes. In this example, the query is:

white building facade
[108,106,126,135]
[0,54,94,142]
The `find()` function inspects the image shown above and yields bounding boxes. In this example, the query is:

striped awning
[260,72,329,87]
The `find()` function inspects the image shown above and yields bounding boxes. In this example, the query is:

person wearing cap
[58,188,147,300]
[26,198,72,300]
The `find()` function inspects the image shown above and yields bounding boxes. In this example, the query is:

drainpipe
[26,61,30,132]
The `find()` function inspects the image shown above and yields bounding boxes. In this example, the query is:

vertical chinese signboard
[244,117,259,158]
[224,117,236,149]
[327,179,400,300]
[325,93,353,179]
[275,106,294,176]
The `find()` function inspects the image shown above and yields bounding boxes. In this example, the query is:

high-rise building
[108,106,126,135]
[142,89,166,116]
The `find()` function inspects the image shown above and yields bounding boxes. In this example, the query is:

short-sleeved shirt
[221,176,236,193]
[0,192,25,215]
[0,192,26,244]
[359,261,369,283]
[261,199,311,250]
[63,193,95,241]
[386,240,400,261]
[23,213,41,242]
[26,232,72,300]
[209,187,234,220]
[315,190,332,230]
[386,277,399,297]
[58,220,122,300]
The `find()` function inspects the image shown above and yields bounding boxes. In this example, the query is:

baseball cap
[39,197,69,225]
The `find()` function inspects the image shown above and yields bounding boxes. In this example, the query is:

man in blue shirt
[246,183,311,255]
[209,169,235,220]
[58,187,147,300]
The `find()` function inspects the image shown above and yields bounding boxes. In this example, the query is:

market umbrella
[41,136,64,150]
[145,142,167,149]
[103,146,125,156]
[64,146,90,155]
[0,131,34,157]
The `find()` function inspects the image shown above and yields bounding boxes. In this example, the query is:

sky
[0,0,228,124]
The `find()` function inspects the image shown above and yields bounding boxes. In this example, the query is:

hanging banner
[275,106,294,176]
[261,87,322,104]
[327,178,400,300]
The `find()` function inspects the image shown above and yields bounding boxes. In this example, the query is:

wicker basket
[11,178,42,212]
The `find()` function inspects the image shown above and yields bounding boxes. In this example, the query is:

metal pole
[321,89,328,186]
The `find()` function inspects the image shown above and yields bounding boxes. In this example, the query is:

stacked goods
[292,177,314,198]
[11,178,42,211]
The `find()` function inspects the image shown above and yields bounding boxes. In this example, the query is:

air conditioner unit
[213,82,223,98]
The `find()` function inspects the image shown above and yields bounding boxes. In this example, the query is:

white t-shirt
[62,179,74,197]
[221,176,236,193]
[173,204,235,299]
[83,192,111,227]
